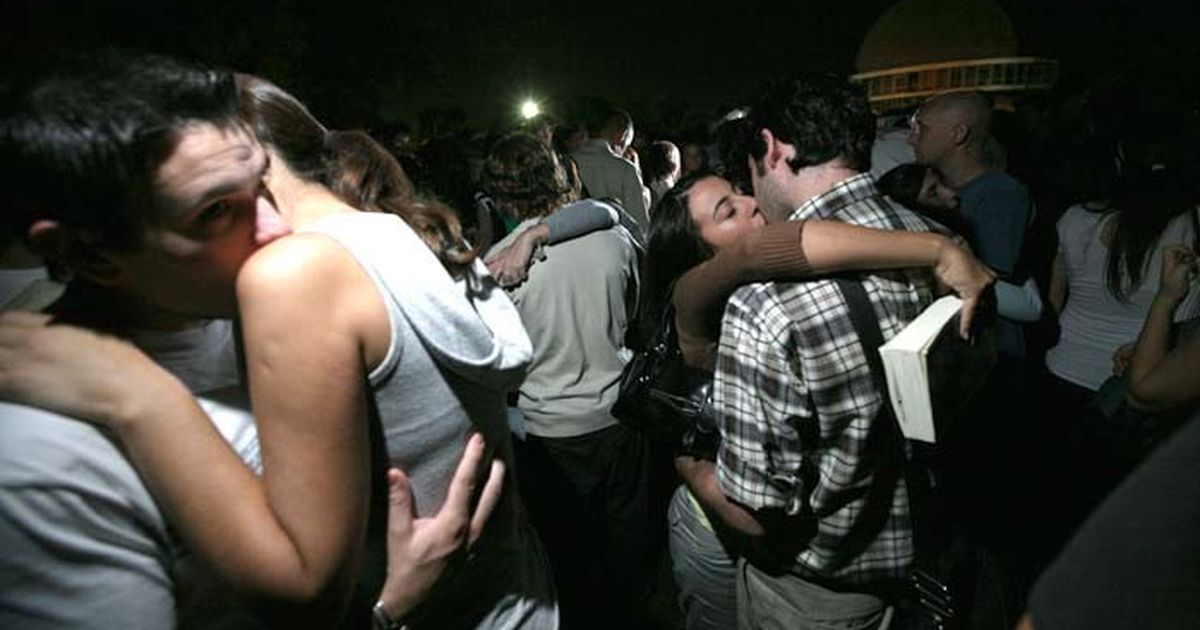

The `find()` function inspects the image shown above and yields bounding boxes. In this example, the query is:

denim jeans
[668,485,737,630]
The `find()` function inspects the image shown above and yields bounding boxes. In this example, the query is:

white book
[878,295,996,443]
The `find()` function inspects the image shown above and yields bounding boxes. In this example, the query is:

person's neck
[584,137,619,155]
[270,175,357,230]
[49,282,207,335]
[766,163,860,222]
[937,154,988,189]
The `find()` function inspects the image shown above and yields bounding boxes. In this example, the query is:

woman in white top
[1040,135,1199,546]
[1046,158,1200,393]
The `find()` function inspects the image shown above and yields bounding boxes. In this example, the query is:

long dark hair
[235,74,475,276]
[1103,131,1197,301]
[640,171,717,340]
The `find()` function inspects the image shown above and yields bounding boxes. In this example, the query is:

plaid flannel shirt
[714,173,936,586]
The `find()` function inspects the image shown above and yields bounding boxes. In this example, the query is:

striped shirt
[714,173,936,586]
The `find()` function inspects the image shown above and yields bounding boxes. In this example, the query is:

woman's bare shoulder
[238,233,363,298]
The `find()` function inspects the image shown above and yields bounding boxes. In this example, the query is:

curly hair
[481,133,577,220]
[747,75,875,174]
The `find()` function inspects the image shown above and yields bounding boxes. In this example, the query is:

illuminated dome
[857,0,1018,73]
[850,0,1055,113]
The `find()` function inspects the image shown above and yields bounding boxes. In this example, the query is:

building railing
[850,57,1058,111]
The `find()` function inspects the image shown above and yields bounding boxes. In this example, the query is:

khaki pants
[737,559,894,630]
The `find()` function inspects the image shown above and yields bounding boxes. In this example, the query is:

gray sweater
[489,199,640,438]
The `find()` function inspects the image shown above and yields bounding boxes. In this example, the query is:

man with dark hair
[571,107,651,231]
[675,76,938,628]
[0,51,289,628]
[0,51,288,627]
[483,133,652,629]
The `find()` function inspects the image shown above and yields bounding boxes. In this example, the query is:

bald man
[909,91,1033,359]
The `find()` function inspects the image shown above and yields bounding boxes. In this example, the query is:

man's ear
[606,128,624,149]
[760,129,797,172]
[951,123,970,147]
[760,129,781,170]
[26,220,124,285]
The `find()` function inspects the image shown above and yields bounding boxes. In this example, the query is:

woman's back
[306,211,557,629]
[1048,204,1200,389]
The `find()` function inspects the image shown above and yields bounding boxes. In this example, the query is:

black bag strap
[833,277,937,566]
[834,278,889,407]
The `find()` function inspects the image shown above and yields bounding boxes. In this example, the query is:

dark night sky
[3,0,1197,132]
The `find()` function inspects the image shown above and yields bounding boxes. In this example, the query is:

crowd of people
[0,49,1197,630]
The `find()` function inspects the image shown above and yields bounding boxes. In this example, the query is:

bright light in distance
[520,100,541,120]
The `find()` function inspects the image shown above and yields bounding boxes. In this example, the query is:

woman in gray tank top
[0,74,557,629]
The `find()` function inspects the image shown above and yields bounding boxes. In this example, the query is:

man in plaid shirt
[675,77,938,629]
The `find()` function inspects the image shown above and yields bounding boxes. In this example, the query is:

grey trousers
[736,559,894,630]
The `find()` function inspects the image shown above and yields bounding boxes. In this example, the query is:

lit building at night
[851,0,1058,113]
